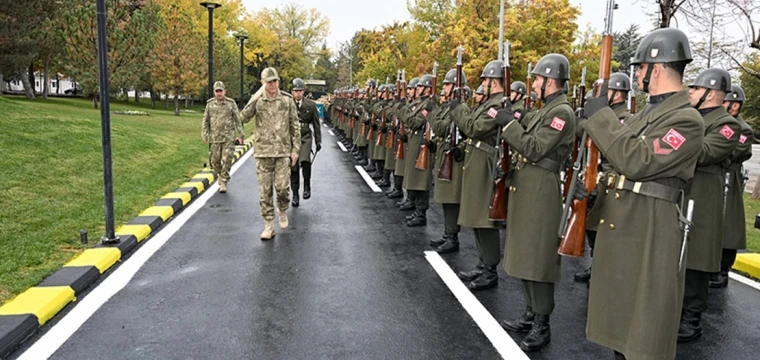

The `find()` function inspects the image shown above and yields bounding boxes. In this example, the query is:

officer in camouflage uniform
[449,60,505,291]
[679,68,740,343]
[578,28,704,360]
[712,85,754,288]
[240,67,301,240]
[498,54,575,352]
[202,81,244,194]
[575,72,633,283]
[402,74,437,227]
[290,78,322,207]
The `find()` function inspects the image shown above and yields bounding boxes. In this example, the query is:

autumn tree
[612,24,642,72]
[312,43,338,91]
[151,3,206,116]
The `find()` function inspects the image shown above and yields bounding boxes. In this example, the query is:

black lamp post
[235,34,248,109]
[200,2,221,99]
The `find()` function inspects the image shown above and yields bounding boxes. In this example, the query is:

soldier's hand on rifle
[500,96,512,109]
[494,108,514,127]
[381,126,388,134]
[582,80,610,119]
[448,98,461,110]
[401,134,409,143]
[316,142,321,152]
[427,140,437,152]
[451,147,464,162]
[371,123,378,131]
[572,177,589,200]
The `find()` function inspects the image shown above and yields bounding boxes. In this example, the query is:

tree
[312,43,338,92]
[407,0,455,39]
[612,24,642,72]
[151,3,206,115]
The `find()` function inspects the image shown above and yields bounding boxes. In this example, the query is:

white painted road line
[355,165,382,193]
[729,271,760,291]
[17,148,255,360]
[337,141,347,152]
[329,130,335,136]
[425,251,529,360]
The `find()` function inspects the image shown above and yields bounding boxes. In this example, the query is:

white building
[7,72,79,94]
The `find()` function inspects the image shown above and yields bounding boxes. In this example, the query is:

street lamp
[96,0,118,244]
[200,2,221,100]
[235,34,248,109]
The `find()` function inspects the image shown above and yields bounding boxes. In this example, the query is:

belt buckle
[475,141,481,148]
[607,174,617,189]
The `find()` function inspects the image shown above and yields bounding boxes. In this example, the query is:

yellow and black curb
[0,138,254,358]
[734,252,760,281]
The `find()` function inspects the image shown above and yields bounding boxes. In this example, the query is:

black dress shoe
[399,202,415,211]
[520,314,551,352]
[436,235,459,253]
[501,307,535,333]
[405,211,419,221]
[377,178,391,187]
[430,233,449,247]
[292,198,299,207]
[303,187,311,200]
[678,311,702,343]
[370,171,383,180]
[358,159,368,166]
[387,190,403,199]
[574,266,592,283]
[709,269,729,288]
[458,263,484,282]
[468,266,498,290]
[406,214,427,227]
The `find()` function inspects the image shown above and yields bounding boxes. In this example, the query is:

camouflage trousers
[210,141,235,184]
[255,157,291,221]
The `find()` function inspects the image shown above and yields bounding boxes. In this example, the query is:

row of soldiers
[326,26,754,360]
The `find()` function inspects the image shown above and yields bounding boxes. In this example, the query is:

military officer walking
[712,84,754,288]
[240,68,301,240]
[578,28,704,360]
[575,72,633,283]
[449,61,505,291]
[498,54,575,352]
[679,68,740,343]
[290,78,322,207]
[202,81,244,194]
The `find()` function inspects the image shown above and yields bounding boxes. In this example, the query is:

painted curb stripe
[38,267,101,295]
[128,216,163,232]
[162,192,191,206]
[153,198,183,214]
[0,287,75,326]
[734,253,760,280]
[192,173,214,184]
[63,248,121,274]
[175,186,199,198]
[96,235,137,257]
[179,181,205,193]
[115,224,151,242]
[139,206,174,222]
[0,314,37,359]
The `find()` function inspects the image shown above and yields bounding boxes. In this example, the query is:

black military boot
[406,212,427,227]
[303,186,311,200]
[574,266,592,283]
[614,351,627,360]
[709,268,729,288]
[376,177,391,187]
[405,210,420,221]
[292,194,300,207]
[430,232,449,247]
[677,310,702,343]
[399,201,415,211]
[436,233,459,253]
[364,160,376,173]
[458,263,484,282]
[520,314,551,352]
[500,306,535,333]
[468,265,498,290]
[387,189,403,199]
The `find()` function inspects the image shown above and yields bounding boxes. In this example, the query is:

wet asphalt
[16,123,760,360]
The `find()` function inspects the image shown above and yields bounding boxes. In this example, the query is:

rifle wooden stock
[558,0,614,257]
[415,124,431,170]
[395,123,405,160]
[438,46,463,182]
[488,42,511,221]
[438,151,453,180]
[630,93,637,114]
[563,82,586,198]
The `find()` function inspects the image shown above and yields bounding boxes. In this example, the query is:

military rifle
[525,62,533,111]
[386,71,401,149]
[571,85,578,111]
[395,70,407,160]
[563,67,586,198]
[558,0,616,257]
[488,41,511,221]
[438,46,464,181]
[415,62,438,170]
[629,58,637,114]
[377,77,390,147]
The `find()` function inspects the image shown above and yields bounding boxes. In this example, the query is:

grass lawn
[743,193,760,253]
[0,95,251,303]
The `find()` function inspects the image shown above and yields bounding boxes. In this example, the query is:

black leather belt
[516,155,561,173]
[696,164,724,175]
[729,163,743,171]
[606,174,680,203]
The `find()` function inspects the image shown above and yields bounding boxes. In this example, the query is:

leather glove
[364,119,371,125]
[572,176,589,200]
[401,134,409,143]
[500,96,512,109]
[494,108,514,127]
[448,99,461,111]
[427,140,437,152]
[381,126,388,133]
[316,142,321,152]
[400,98,407,105]
[371,123,378,130]
[582,80,610,119]
[451,147,464,162]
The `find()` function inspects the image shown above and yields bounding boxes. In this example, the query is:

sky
[240,0,750,58]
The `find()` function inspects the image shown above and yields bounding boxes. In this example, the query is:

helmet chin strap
[695,89,711,109]
[486,78,493,99]
[642,64,654,93]
[540,78,548,102]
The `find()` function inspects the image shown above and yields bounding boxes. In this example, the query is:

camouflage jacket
[240,89,301,158]
[202,97,243,143]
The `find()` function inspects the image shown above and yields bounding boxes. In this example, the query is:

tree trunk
[752,173,760,200]
[43,56,49,100]
[93,95,98,109]
[124,88,129,102]
[165,94,169,109]
[185,96,190,108]
[135,88,140,102]
[150,87,156,109]
[28,63,35,94]
[0,73,5,93]
[20,68,35,99]
[56,73,60,94]
[174,94,180,116]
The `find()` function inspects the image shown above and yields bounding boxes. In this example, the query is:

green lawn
[743,194,760,253]
[0,95,250,303]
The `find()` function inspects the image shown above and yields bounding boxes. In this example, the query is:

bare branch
[721,47,760,79]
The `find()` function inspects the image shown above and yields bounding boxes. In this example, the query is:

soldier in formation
[201,81,244,194]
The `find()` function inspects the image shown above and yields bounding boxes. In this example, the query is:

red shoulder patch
[487,107,498,118]
[740,134,748,144]
[719,125,735,140]
[514,111,522,119]
[422,109,428,117]
[662,128,686,150]
[550,117,566,131]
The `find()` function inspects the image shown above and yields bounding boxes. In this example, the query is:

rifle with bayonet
[395,70,407,160]
[376,77,390,147]
[563,67,587,198]
[415,62,438,170]
[438,45,464,181]
[488,41,512,221]
[387,71,401,149]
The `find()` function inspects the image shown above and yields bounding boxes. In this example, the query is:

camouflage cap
[261,67,279,82]
[214,81,225,91]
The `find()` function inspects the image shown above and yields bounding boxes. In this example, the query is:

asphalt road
[12,125,760,360]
